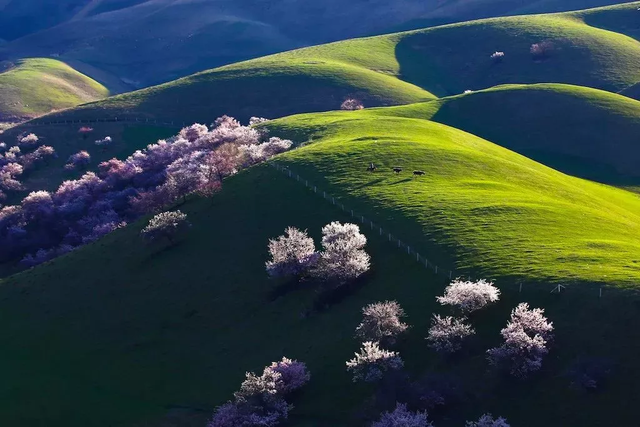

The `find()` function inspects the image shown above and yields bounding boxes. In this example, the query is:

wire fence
[269,161,622,299]
[270,162,458,281]
[26,117,184,128]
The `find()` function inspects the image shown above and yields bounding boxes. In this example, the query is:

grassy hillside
[3,0,633,88]
[571,1,640,41]
[2,158,640,427]
[266,110,640,284]
[379,84,640,186]
[7,5,640,129]
[0,58,109,124]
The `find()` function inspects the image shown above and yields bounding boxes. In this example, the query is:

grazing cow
[413,170,426,176]
[392,167,403,174]
[367,163,377,172]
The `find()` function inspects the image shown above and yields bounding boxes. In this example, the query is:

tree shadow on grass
[268,277,307,301]
[389,178,412,185]
[312,271,373,313]
[137,240,183,268]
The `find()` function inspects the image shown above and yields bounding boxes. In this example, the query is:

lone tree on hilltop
[141,210,190,244]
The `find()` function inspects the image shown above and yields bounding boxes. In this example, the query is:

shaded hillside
[1,0,635,87]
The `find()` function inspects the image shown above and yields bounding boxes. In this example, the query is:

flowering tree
[466,413,510,427]
[355,301,408,345]
[490,51,505,62]
[341,98,364,111]
[346,341,404,382]
[530,41,554,59]
[436,279,500,313]
[314,221,371,284]
[78,126,94,139]
[0,116,293,269]
[427,315,475,353]
[141,210,190,244]
[372,403,432,427]
[266,227,317,279]
[19,133,39,149]
[487,303,553,378]
[268,357,311,394]
[65,151,91,170]
[209,356,310,427]
[95,136,113,146]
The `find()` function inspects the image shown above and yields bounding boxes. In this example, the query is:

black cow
[392,167,402,174]
[413,170,426,176]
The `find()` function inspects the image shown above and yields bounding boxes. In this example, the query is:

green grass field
[368,83,640,186]
[0,58,109,123]
[1,163,640,427]
[265,109,640,285]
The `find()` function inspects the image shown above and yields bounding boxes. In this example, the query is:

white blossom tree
[436,279,500,313]
[266,227,318,279]
[314,221,370,284]
[466,413,510,427]
[341,98,364,110]
[427,315,475,353]
[487,303,553,378]
[141,210,190,244]
[355,301,408,345]
[346,341,403,382]
[372,403,432,427]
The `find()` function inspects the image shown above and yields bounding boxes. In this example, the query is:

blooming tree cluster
[530,41,555,59]
[314,221,371,284]
[490,51,505,62]
[265,221,370,286]
[0,116,292,268]
[209,357,310,427]
[141,210,190,244]
[487,303,554,378]
[0,133,56,202]
[371,403,432,427]
[427,315,475,353]
[95,136,113,146]
[341,98,364,111]
[266,227,317,279]
[436,279,500,313]
[65,150,91,170]
[466,413,511,427]
[355,300,408,346]
[346,341,404,382]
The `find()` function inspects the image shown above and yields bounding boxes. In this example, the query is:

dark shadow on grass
[268,277,306,301]
[137,240,183,267]
[389,178,413,185]
[351,177,386,190]
[312,271,373,313]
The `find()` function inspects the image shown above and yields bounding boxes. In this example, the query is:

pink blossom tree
[346,341,404,382]
[436,279,500,313]
[19,133,39,149]
[372,403,432,427]
[427,315,475,353]
[341,98,364,110]
[65,151,91,170]
[266,227,317,279]
[355,301,408,346]
[268,357,311,394]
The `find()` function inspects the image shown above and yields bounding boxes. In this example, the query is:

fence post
[449,271,452,280]
[519,283,523,293]
[599,287,602,298]
[407,246,410,254]
[416,253,419,262]
[435,265,438,274]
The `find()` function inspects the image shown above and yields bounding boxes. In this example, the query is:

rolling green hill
[13,5,640,129]
[2,108,640,426]
[0,58,109,124]
[370,83,640,186]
